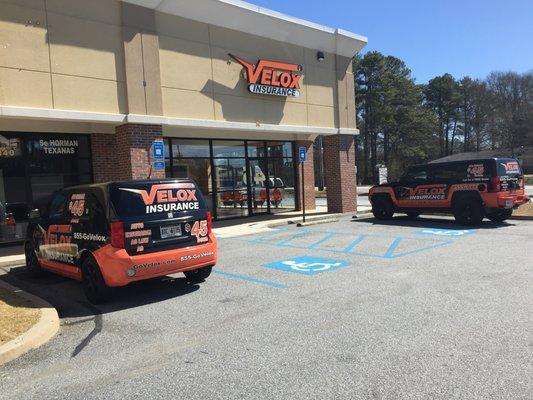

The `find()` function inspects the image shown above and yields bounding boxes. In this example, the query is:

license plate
[160,224,182,239]
[504,199,513,209]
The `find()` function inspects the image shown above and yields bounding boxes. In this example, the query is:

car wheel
[81,257,112,304]
[25,242,43,276]
[406,212,420,219]
[184,266,213,284]
[372,197,394,220]
[453,197,484,226]
[487,209,512,223]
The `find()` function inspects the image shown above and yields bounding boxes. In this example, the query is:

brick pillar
[91,124,165,182]
[323,135,357,213]
[295,140,316,211]
[91,133,119,182]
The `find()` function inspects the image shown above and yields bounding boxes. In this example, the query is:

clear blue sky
[249,0,533,83]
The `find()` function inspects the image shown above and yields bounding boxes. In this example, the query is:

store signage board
[153,161,165,170]
[299,147,307,162]
[230,54,303,98]
[153,140,164,160]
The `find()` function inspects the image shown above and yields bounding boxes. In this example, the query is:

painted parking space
[235,227,454,259]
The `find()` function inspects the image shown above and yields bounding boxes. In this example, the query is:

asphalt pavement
[0,215,532,400]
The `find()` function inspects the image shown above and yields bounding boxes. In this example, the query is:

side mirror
[29,209,41,219]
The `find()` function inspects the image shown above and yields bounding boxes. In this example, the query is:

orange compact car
[25,179,217,303]
[369,158,529,225]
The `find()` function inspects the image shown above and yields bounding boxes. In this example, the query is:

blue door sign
[264,256,350,276]
[153,140,165,159]
[153,161,165,170]
[299,146,307,162]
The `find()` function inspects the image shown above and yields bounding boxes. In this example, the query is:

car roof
[64,178,194,192]
[415,157,517,168]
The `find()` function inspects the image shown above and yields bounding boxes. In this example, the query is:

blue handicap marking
[417,229,474,237]
[264,256,350,276]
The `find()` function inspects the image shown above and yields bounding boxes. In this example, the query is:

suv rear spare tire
[372,196,394,220]
[453,196,484,226]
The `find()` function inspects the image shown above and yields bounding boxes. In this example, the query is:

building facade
[0,0,367,243]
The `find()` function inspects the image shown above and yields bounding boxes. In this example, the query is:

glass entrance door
[248,158,269,215]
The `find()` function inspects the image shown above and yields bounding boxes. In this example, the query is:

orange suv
[369,158,529,225]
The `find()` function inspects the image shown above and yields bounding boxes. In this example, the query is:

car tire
[487,209,513,223]
[25,242,44,276]
[81,257,112,304]
[184,266,213,283]
[453,196,485,226]
[372,197,394,220]
[406,212,420,219]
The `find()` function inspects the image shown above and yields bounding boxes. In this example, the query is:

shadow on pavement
[353,215,516,230]
[0,265,199,319]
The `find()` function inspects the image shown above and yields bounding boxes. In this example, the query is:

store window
[0,133,92,244]
[164,138,296,220]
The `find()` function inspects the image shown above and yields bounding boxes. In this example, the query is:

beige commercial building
[0,0,367,243]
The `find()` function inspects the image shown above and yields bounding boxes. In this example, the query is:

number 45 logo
[191,220,208,243]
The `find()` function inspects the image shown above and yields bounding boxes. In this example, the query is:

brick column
[323,135,357,213]
[91,133,119,182]
[91,124,165,183]
[295,140,316,211]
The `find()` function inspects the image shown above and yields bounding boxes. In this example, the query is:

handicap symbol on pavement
[416,229,473,237]
[264,256,350,276]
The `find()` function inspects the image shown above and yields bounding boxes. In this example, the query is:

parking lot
[1,215,532,400]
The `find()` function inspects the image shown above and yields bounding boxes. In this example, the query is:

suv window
[401,167,429,184]
[48,192,68,218]
[109,181,206,218]
[497,159,522,177]
[433,163,466,182]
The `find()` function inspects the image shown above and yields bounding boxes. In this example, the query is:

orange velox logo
[229,54,303,98]
[119,183,200,214]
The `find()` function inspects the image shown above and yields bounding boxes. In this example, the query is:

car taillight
[5,213,15,226]
[490,176,500,192]
[206,211,213,234]
[110,221,125,248]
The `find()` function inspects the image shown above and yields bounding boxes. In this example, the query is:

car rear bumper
[93,233,217,287]
[483,191,528,209]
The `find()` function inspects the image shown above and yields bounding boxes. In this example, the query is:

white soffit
[121,0,367,57]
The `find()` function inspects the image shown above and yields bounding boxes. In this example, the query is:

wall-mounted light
[317,51,325,61]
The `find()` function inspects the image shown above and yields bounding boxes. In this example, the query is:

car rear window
[109,181,206,218]
[496,159,522,177]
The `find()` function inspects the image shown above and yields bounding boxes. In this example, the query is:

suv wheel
[406,212,420,219]
[82,257,112,304]
[184,266,213,283]
[487,209,513,223]
[25,242,43,276]
[453,196,484,226]
[372,197,394,220]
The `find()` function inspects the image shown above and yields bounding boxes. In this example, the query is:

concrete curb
[0,255,25,269]
[509,215,533,221]
[0,280,59,366]
[296,217,340,227]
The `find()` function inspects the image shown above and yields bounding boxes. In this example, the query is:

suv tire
[82,257,112,304]
[453,196,484,226]
[487,209,513,223]
[372,197,394,220]
[25,242,44,276]
[184,266,213,283]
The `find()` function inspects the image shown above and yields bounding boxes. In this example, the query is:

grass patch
[0,288,40,345]
[513,201,533,217]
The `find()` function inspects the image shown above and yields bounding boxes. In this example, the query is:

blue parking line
[277,229,310,246]
[309,232,337,249]
[213,270,288,289]
[383,237,403,258]
[343,235,367,253]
